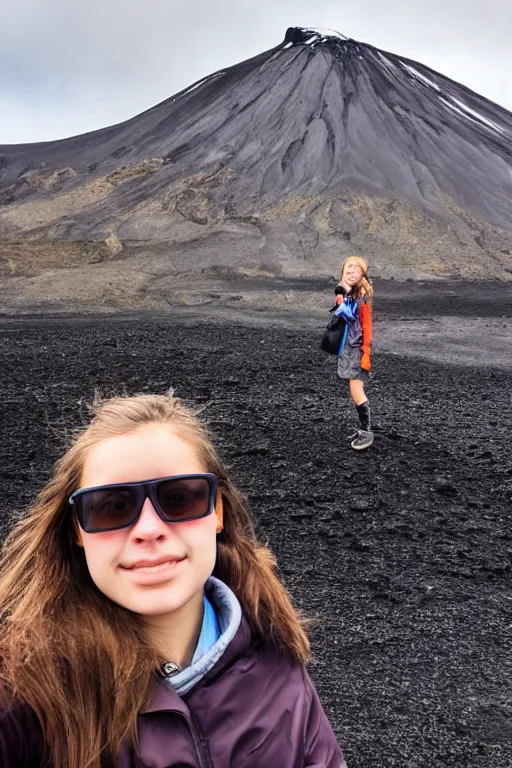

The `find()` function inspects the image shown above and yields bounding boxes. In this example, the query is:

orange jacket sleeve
[360,300,372,355]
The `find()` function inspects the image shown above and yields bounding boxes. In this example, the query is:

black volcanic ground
[1,281,511,768]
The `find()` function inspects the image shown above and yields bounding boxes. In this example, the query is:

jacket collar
[142,610,254,714]
[166,577,242,696]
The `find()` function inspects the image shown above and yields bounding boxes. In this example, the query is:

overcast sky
[1,0,511,145]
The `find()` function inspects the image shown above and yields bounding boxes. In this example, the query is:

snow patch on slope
[443,96,506,136]
[402,62,508,138]
[303,27,348,43]
[403,64,441,93]
[284,27,349,48]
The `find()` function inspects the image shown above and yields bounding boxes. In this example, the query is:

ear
[215,491,224,534]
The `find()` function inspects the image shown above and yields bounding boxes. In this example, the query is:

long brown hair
[0,392,309,768]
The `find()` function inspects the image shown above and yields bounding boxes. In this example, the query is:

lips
[121,555,184,571]
[119,555,186,585]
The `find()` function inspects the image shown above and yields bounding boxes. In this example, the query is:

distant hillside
[1,26,512,310]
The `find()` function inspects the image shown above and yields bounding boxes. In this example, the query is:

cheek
[179,516,218,555]
[80,531,124,578]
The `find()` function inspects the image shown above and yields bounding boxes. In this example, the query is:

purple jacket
[0,616,346,767]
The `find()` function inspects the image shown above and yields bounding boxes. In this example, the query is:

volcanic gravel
[1,290,511,767]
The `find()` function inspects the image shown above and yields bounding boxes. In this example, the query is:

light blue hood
[164,576,242,696]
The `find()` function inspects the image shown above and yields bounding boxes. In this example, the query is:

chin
[123,595,187,617]
[126,585,201,617]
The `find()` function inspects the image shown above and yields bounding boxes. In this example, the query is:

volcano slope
[1,282,511,768]
[1,26,512,309]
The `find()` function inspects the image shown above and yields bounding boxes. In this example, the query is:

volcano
[1,27,512,309]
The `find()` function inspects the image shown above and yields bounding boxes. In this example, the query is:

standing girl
[0,392,345,768]
[333,256,374,450]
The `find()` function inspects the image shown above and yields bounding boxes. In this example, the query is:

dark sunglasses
[69,473,218,534]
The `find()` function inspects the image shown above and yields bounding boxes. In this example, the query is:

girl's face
[342,262,364,287]
[77,424,220,620]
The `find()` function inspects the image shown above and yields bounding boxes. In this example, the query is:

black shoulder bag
[320,285,346,355]
[320,307,347,355]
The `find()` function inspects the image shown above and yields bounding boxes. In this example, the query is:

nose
[130,497,169,542]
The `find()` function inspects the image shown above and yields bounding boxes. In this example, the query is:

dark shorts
[337,344,369,381]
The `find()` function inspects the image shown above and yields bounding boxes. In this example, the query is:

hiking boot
[350,430,374,451]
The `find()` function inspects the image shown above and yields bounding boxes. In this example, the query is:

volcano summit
[1,27,512,309]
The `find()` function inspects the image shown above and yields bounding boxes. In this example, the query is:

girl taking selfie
[0,392,345,768]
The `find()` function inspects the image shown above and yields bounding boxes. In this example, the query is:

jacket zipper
[187,711,214,768]
[138,709,213,768]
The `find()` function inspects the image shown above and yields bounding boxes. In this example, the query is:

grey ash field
[1,279,511,767]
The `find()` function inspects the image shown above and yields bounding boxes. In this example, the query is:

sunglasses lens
[79,487,140,532]
[156,476,212,521]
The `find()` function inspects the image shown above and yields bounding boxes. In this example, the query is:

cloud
[1,0,511,143]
